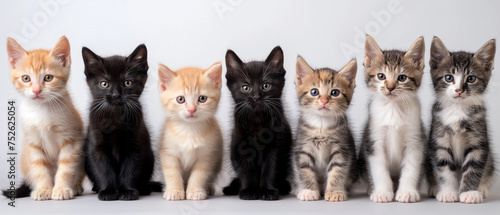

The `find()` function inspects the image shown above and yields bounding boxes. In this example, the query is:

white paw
[325,191,347,202]
[297,189,319,201]
[51,187,74,200]
[186,190,207,200]
[395,190,420,203]
[370,191,394,203]
[31,188,52,201]
[460,191,483,204]
[436,190,459,203]
[164,190,185,201]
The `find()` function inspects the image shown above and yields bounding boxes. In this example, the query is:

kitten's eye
[466,76,476,83]
[124,80,133,87]
[310,88,319,96]
[241,85,250,92]
[397,75,407,82]
[262,83,271,90]
[444,75,454,83]
[377,73,386,80]
[331,89,340,97]
[44,75,54,82]
[176,96,185,104]
[100,81,109,88]
[21,75,31,83]
[198,96,207,103]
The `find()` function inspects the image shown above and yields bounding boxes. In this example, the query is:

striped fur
[427,37,496,204]
[292,56,358,201]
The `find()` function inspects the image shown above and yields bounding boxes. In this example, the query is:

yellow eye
[44,75,54,82]
[100,81,109,88]
[22,75,31,83]
[124,80,133,87]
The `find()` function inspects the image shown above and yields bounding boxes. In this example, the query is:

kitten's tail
[2,182,31,198]
[222,178,241,195]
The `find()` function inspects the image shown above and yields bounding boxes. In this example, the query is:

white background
[0,0,499,214]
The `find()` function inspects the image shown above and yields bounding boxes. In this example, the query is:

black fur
[2,181,31,198]
[223,46,292,200]
[82,44,160,201]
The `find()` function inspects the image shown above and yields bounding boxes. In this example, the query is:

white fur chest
[438,103,469,129]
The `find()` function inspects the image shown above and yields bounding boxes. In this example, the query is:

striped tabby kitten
[293,56,358,201]
[3,36,85,200]
[358,35,426,203]
[158,63,223,201]
[428,37,496,204]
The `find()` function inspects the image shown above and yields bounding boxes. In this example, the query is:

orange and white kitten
[158,63,223,200]
[6,36,84,200]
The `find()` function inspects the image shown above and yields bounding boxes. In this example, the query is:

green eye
[100,81,109,88]
[176,96,185,104]
[198,96,207,103]
[22,75,31,83]
[124,80,133,87]
[44,75,54,82]
[241,85,250,92]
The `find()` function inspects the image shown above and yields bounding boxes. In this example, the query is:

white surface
[1,0,500,214]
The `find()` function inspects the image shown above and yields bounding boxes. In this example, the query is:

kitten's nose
[32,89,42,95]
[320,100,328,106]
[455,89,463,95]
[187,108,196,115]
[252,94,260,101]
[387,86,395,92]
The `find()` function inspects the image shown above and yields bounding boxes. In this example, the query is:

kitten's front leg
[185,157,214,200]
[432,135,460,203]
[25,142,53,201]
[118,156,140,200]
[395,134,424,203]
[91,151,119,201]
[52,139,82,200]
[458,139,489,204]
[367,140,394,203]
[324,151,350,202]
[161,152,185,201]
[294,151,320,201]
[259,148,280,200]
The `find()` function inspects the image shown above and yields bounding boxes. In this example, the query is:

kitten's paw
[186,190,207,200]
[436,190,459,203]
[297,189,320,201]
[52,187,74,200]
[460,191,483,204]
[98,190,119,201]
[370,191,394,203]
[164,190,185,201]
[395,190,420,203]
[259,188,279,200]
[31,188,52,201]
[479,186,489,198]
[239,189,259,200]
[119,190,139,201]
[325,191,347,202]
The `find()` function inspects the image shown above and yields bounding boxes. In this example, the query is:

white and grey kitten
[358,35,426,203]
[427,37,496,204]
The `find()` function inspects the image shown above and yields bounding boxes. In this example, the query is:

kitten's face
[430,37,495,103]
[295,56,357,117]
[225,46,286,120]
[158,63,222,122]
[364,36,425,100]
[82,45,148,116]
[7,36,71,103]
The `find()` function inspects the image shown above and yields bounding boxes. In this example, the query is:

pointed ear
[6,37,27,70]
[49,36,71,67]
[339,59,358,89]
[295,56,314,85]
[473,39,496,71]
[265,46,284,68]
[225,49,244,78]
[364,35,383,68]
[204,62,222,89]
[158,64,176,92]
[127,44,147,64]
[404,37,425,69]
[82,47,101,67]
[430,36,450,69]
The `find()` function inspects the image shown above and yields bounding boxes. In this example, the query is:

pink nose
[320,100,327,106]
[32,89,42,95]
[455,89,463,95]
[188,108,196,115]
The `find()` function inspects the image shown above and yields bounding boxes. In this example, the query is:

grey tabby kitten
[427,37,496,204]
[292,56,358,201]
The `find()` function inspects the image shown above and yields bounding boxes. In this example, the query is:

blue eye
[467,76,476,83]
[310,88,319,96]
[377,73,386,80]
[331,89,340,97]
[398,75,407,82]
[445,75,454,83]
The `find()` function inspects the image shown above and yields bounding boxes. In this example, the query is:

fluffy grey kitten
[292,56,358,201]
[427,37,496,204]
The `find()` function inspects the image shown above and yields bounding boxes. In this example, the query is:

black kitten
[82,44,160,201]
[222,46,292,200]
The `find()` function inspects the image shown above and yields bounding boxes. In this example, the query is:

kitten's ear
[127,44,148,65]
[82,47,102,68]
[364,35,383,68]
[404,37,425,69]
[265,46,284,68]
[6,37,27,70]
[295,56,314,85]
[158,64,176,92]
[339,59,358,89]
[225,49,244,77]
[49,36,71,68]
[204,62,223,89]
[473,39,496,71]
[430,36,450,69]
